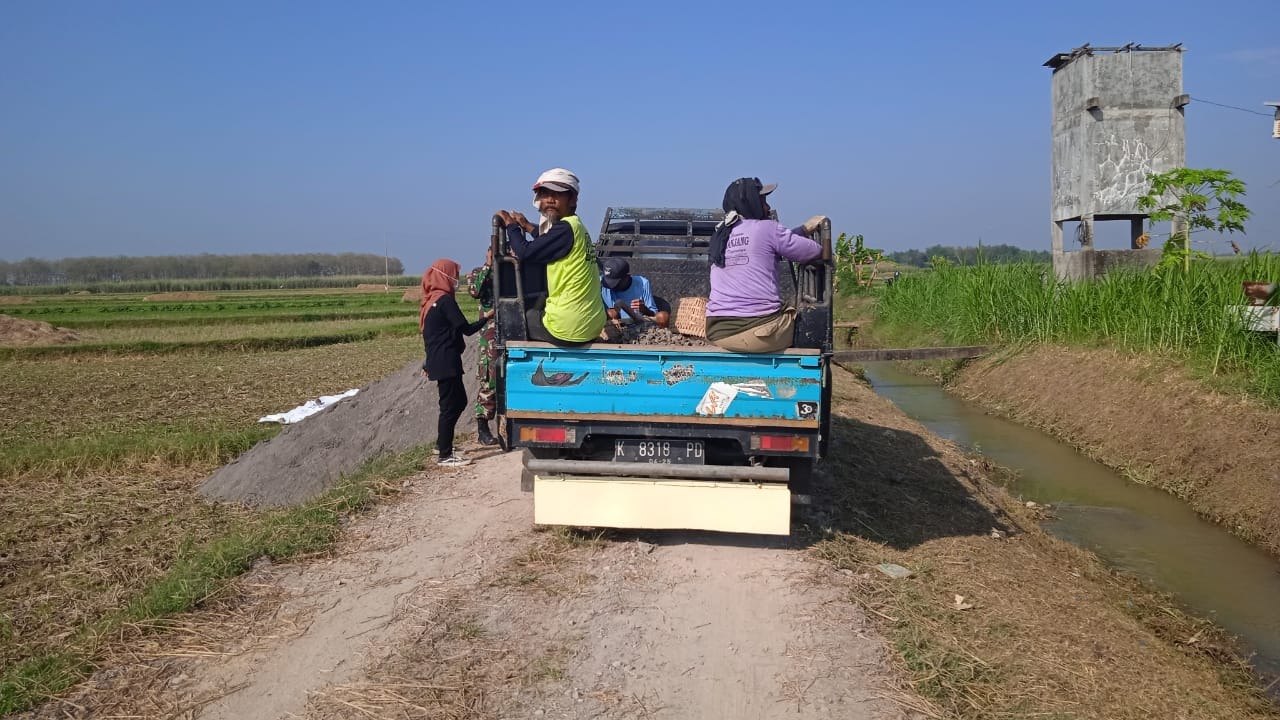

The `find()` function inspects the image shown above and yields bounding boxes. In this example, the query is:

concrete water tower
[1045,44,1187,280]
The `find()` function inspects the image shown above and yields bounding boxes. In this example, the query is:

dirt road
[67,447,907,719]
[24,363,1279,719]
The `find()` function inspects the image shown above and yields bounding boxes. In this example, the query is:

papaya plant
[1136,168,1250,273]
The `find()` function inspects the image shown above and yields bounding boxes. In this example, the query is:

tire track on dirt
[293,454,906,719]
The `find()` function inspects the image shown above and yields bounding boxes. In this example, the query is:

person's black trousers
[436,376,467,457]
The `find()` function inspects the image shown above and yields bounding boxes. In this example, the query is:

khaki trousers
[709,308,796,353]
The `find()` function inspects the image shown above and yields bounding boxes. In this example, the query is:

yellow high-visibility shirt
[543,215,606,342]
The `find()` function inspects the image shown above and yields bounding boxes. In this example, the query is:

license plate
[614,439,705,465]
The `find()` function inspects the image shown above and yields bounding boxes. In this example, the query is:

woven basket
[674,297,707,338]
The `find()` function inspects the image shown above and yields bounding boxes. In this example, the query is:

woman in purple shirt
[705,177,826,352]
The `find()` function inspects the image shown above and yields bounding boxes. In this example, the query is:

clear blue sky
[2,0,1277,274]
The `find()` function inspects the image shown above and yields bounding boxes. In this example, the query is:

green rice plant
[2,275,421,295]
[5,291,474,331]
[875,253,1280,403]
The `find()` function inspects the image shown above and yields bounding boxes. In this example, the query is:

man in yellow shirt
[495,168,606,345]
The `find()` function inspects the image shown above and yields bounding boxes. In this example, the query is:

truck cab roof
[596,206,778,259]
[596,207,723,259]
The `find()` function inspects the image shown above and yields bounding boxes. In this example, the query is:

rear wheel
[786,458,815,495]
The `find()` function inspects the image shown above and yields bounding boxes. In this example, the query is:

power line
[1190,96,1272,117]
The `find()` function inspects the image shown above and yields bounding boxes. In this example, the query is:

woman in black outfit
[419,259,490,467]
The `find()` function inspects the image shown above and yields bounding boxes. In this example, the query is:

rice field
[0,286,477,711]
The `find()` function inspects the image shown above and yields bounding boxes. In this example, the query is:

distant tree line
[886,245,1051,268]
[0,253,405,286]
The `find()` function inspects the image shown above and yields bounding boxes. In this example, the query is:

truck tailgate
[504,342,823,427]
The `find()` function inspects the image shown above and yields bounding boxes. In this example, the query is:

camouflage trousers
[473,319,498,420]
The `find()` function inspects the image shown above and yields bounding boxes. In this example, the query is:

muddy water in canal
[861,362,1280,683]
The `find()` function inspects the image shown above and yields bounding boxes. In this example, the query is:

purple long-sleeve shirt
[706,219,822,317]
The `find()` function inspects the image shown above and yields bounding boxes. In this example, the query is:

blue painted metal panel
[504,346,822,423]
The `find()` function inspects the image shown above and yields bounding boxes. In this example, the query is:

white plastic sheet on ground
[258,389,360,424]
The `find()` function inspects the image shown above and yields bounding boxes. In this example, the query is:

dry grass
[494,526,608,595]
[2,448,422,715]
[1,335,420,447]
[306,529,605,720]
[8,570,303,719]
[0,315,80,346]
[0,464,249,673]
[806,368,1278,719]
[0,331,424,713]
[308,596,516,720]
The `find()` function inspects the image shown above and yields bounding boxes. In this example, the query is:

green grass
[874,253,1280,404]
[2,289,477,355]
[0,446,430,715]
[4,292,415,325]
[2,275,421,295]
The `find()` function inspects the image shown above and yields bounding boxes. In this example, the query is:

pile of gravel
[200,346,479,507]
[611,323,712,347]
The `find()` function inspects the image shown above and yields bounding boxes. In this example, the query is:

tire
[520,448,536,492]
[787,458,815,495]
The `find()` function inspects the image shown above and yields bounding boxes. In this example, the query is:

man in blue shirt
[600,257,669,328]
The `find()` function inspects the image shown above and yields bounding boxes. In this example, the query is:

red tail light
[752,435,811,452]
[519,427,575,444]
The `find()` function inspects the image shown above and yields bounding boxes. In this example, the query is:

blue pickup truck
[490,207,833,535]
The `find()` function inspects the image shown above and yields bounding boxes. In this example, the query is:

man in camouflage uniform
[466,248,500,446]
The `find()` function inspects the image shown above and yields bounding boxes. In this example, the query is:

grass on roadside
[0,446,430,716]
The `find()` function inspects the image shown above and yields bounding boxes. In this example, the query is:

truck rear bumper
[533,475,791,536]
[523,458,788,482]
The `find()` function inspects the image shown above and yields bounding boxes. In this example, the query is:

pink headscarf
[419,259,461,332]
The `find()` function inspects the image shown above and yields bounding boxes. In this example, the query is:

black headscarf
[709,177,770,267]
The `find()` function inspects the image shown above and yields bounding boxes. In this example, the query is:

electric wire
[1189,96,1273,117]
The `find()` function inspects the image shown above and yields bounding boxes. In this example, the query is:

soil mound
[953,345,1280,557]
[354,284,388,292]
[0,296,34,305]
[144,292,216,301]
[0,314,81,346]
[400,287,423,303]
[200,346,478,507]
